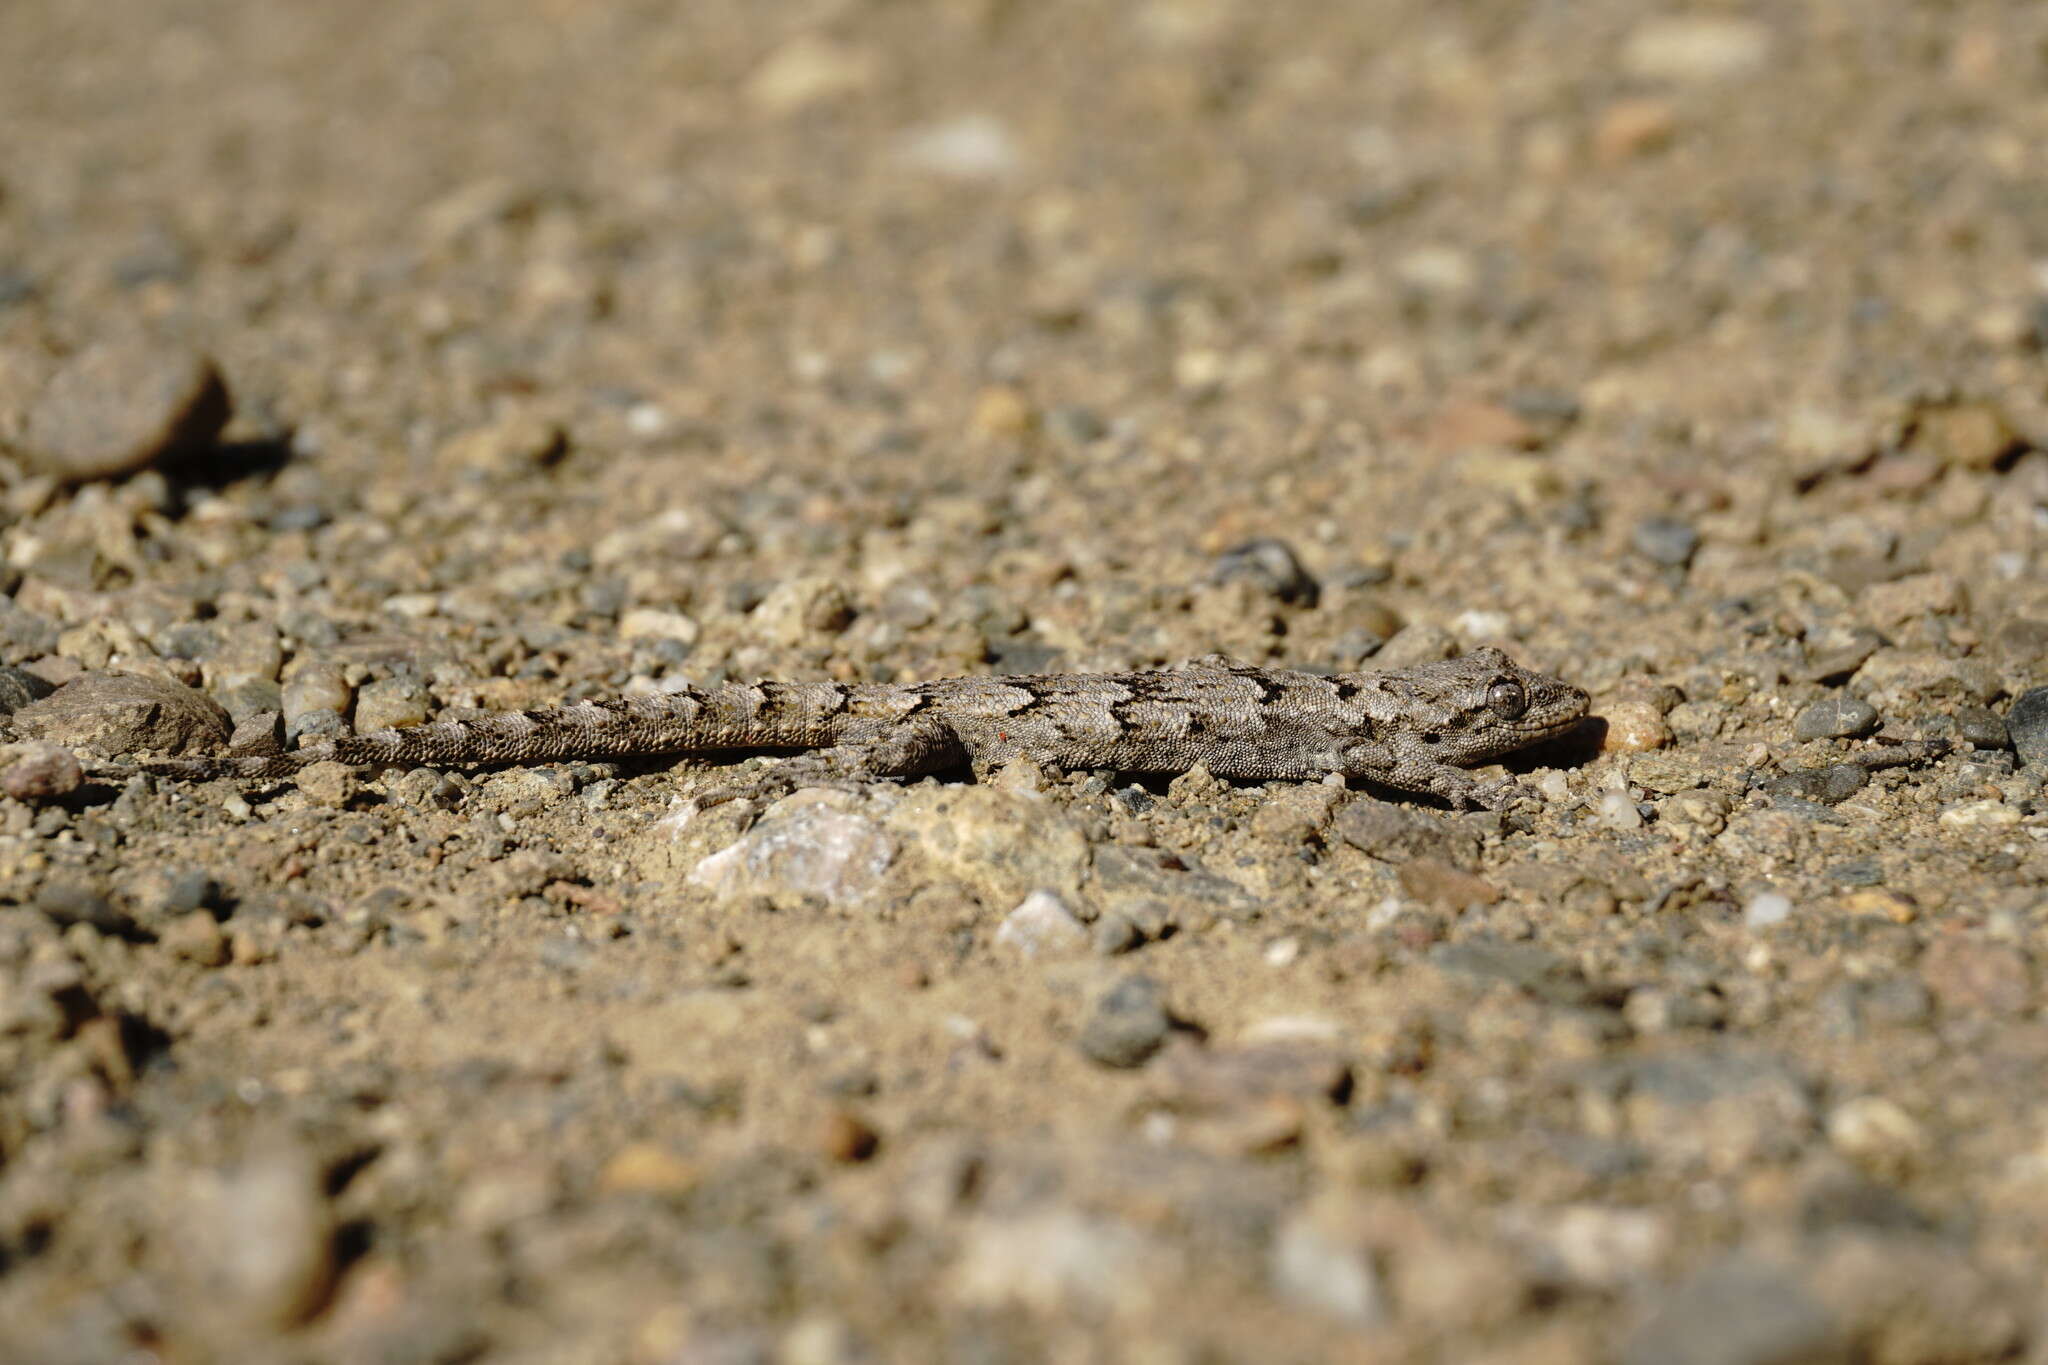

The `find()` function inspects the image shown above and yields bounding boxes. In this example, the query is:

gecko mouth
[1507,690,1592,738]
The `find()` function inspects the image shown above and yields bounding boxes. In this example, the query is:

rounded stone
[1600,699,1674,752]
[1,744,82,801]
[1077,974,1173,1069]
[20,340,231,482]
[1631,517,1700,568]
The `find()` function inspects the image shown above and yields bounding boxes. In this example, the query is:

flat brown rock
[11,673,232,755]
[19,340,230,482]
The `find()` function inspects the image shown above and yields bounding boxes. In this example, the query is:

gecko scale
[108,647,1590,811]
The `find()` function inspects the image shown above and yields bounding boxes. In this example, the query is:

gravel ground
[4,1,2048,1360]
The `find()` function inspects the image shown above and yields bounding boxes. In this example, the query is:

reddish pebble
[1,745,83,801]
[818,1109,880,1163]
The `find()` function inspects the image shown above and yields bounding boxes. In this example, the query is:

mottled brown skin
[111,647,1590,811]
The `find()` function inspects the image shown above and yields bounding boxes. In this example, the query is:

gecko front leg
[1341,742,1507,811]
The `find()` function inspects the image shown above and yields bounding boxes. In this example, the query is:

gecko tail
[88,752,313,783]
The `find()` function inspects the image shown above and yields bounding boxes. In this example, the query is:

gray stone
[1077,974,1173,1069]
[2009,686,2048,767]
[1210,538,1319,607]
[1619,1257,1846,1365]
[1632,517,1700,568]
[123,864,222,922]
[11,673,231,755]
[1952,705,2011,750]
[1793,695,1879,741]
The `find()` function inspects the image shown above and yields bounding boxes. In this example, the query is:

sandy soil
[3,2,2048,1361]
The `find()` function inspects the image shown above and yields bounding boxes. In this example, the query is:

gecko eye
[1487,679,1527,720]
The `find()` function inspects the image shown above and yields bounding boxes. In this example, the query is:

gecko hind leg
[682,717,969,816]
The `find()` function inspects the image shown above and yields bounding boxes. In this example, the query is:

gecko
[105,646,1590,812]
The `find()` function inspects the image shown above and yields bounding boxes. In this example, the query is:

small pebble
[753,576,855,646]
[1793,695,1880,741]
[993,889,1089,958]
[294,760,359,810]
[1743,892,1793,930]
[968,385,1037,440]
[1826,1096,1926,1177]
[1631,517,1700,568]
[817,1109,881,1163]
[228,710,286,757]
[1046,405,1107,445]
[125,864,221,921]
[1077,974,1173,1069]
[1908,400,2021,471]
[2009,686,2048,767]
[1210,538,1319,607]
[1334,799,1479,865]
[1622,15,1773,83]
[598,1143,700,1195]
[1617,1257,1838,1365]
[19,339,231,482]
[894,113,1020,181]
[437,411,567,475]
[1952,706,2011,751]
[1595,97,1678,164]
[163,909,230,966]
[618,609,700,648]
[1596,788,1644,831]
[1,744,82,801]
[281,664,353,742]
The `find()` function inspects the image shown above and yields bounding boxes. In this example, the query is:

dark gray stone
[0,666,56,716]
[1952,705,2011,750]
[1793,695,1879,741]
[1210,538,1319,607]
[2009,686,2048,768]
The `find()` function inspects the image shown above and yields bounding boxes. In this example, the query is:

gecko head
[1440,646,1590,746]
[1400,646,1589,765]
